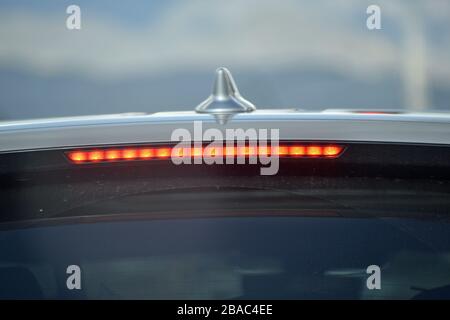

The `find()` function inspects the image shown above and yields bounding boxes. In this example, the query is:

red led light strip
[66,144,345,163]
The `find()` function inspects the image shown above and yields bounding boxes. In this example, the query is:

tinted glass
[2,217,450,299]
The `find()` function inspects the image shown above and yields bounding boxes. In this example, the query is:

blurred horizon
[1,0,450,120]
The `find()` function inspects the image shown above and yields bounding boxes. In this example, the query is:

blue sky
[1,0,425,79]
[0,0,171,26]
[0,0,449,119]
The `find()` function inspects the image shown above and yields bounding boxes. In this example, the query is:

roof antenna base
[195,67,256,124]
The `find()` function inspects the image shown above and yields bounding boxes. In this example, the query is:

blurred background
[0,0,449,120]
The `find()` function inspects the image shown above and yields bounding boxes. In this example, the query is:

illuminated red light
[192,147,203,158]
[224,146,237,157]
[213,147,223,157]
[204,146,223,157]
[139,148,154,159]
[258,146,270,156]
[271,146,289,156]
[237,146,258,157]
[306,146,323,156]
[323,145,343,157]
[174,147,194,158]
[68,151,87,162]
[289,146,306,156]
[122,149,137,159]
[105,149,121,160]
[156,148,171,158]
[279,147,289,155]
[66,144,344,163]
[237,146,246,156]
[88,150,104,161]
[247,146,258,156]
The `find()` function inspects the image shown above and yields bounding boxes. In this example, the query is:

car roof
[1,67,450,153]
[1,110,450,153]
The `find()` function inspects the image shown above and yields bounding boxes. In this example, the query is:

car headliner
[1,110,450,152]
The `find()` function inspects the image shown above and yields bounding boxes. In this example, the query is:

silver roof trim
[1,111,450,152]
[1,110,450,132]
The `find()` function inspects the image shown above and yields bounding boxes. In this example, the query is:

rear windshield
[2,216,450,299]
[1,164,450,299]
